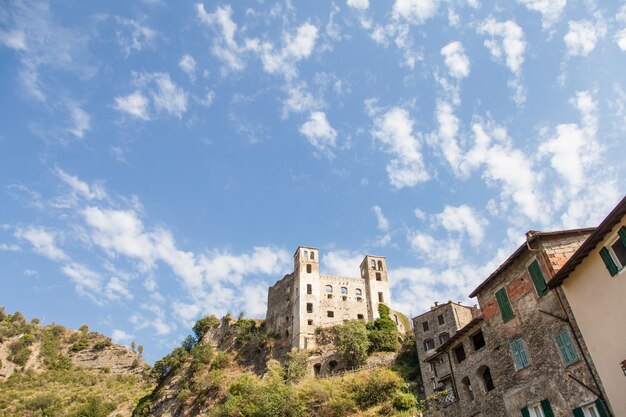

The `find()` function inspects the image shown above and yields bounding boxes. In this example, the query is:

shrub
[78,324,89,333]
[350,368,406,409]
[210,351,231,370]
[181,335,196,351]
[392,392,418,411]
[8,339,31,366]
[26,392,61,414]
[69,337,90,352]
[367,307,400,353]
[191,343,213,366]
[151,347,189,382]
[235,319,258,345]
[92,339,112,351]
[286,350,308,382]
[70,395,115,417]
[336,320,370,369]
[192,315,220,341]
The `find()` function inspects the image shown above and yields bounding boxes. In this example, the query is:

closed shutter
[528,260,548,296]
[496,288,515,321]
[594,399,608,417]
[540,399,555,417]
[573,407,585,417]
[556,330,578,365]
[510,339,530,370]
[619,226,626,248]
[521,406,530,417]
[600,247,619,276]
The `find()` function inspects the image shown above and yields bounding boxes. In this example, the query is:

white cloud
[55,168,107,202]
[105,277,134,301]
[408,231,462,265]
[431,100,463,173]
[322,250,364,277]
[0,30,27,50]
[15,226,67,261]
[150,73,188,118]
[299,112,338,157]
[519,0,567,28]
[0,243,21,252]
[199,90,215,107]
[179,54,197,81]
[372,206,390,231]
[392,0,438,24]
[370,106,429,189]
[282,82,323,118]
[615,29,626,51]
[61,262,103,300]
[564,19,607,57]
[477,18,526,76]
[111,329,134,345]
[67,103,91,139]
[197,4,246,71]
[441,41,470,79]
[114,91,150,120]
[115,18,157,57]
[347,0,369,10]
[435,204,488,246]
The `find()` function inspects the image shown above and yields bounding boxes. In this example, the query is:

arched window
[341,287,348,295]
[371,259,376,269]
[325,285,333,293]
[303,250,308,259]
[479,366,495,392]
[313,363,321,376]
[310,252,315,260]
[378,260,383,270]
[461,377,474,401]
[329,360,338,373]
[355,288,362,296]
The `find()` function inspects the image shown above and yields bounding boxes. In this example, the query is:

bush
[235,319,258,345]
[392,392,418,411]
[350,368,406,409]
[70,395,115,417]
[192,315,220,340]
[151,347,189,382]
[210,351,231,370]
[367,305,400,353]
[181,335,196,351]
[336,320,370,369]
[78,324,89,333]
[92,339,112,351]
[26,392,61,414]
[69,337,90,352]
[8,339,31,366]
[286,350,308,382]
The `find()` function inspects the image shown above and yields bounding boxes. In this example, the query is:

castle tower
[360,255,391,320]
[293,246,320,350]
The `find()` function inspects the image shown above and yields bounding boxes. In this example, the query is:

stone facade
[265,246,396,350]
[412,301,478,397]
[422,229,611,417]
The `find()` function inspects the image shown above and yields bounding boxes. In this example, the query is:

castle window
[371,259,376,269]
[308,319,313,325]
[378,260,383,270]
[307,264,312,274]
[342,296,347,301]
[376,272,381,281]
[325,285,333,293]
[327,311,334,318]
[357,314,364,320]
[479,366,494,391]
[357,297,362,302]
[303,250,308,259]
[439,332,450,344]
[327,294,333,299]
[355,288,362,296]
[438,314,445,325]
[454,344,466,363]
[424,338,435,351]
[310,252,315,260]
[378,292,384,302]
[600,226,626,276]
[307,284,312,294]
[307,303,313,313]
[461,377,474,401]
[471,330,486,351]
[341,287,348,295]
[422,321,429,332]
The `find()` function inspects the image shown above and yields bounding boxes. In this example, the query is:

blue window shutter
[595,399,608,417]
[510,339,530,370]
[521,406,530,417]
[600,247,619,276]
[556,330,578,366]
[573,407,585,417]
[528,260,548,296]
[541,400,555,417]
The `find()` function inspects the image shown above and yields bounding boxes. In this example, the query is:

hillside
[133,313,424,417]
[0,307,153,417]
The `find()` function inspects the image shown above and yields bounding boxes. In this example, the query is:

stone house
[265,246,405,351]
[548,196,626,417]
[421,228,612,417]
[412,301,478,397]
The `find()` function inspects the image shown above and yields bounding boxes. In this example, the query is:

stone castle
[265,246,400,350]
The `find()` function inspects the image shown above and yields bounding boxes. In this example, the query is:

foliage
[336,320,370,369]
[69,337,90,352]
[181,335,196,351]
[392,392,418,411]
[151,347,189,382]
[286,350,309,382]
[69,395,115,417]
[78,324,89,334]
[92,338,112,351]
[210,351,232,370]
[367,304,400,352]
[8,338,32,366]
[193,315,220,340]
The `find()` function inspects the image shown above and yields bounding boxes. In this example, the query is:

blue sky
[1,0,625,362]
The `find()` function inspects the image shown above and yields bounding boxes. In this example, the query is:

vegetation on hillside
[0,307,153,417]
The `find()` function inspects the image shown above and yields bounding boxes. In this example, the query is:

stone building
[548,196,626,417]
[412,301,478,397]
[265,246,401,350]
[420,228,612,417]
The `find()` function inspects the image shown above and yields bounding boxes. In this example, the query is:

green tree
[286,350,308,382]
[192,315,219,340]
[78,324,89,333]
[137,345,144,356]
[367,304,400,352]
[336,320,370,369]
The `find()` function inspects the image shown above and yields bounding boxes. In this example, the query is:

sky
[0,0,625,363]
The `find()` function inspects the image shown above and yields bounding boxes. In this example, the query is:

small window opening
[285,330,289,338]
[307,303,313,313]
[329,360,338,373]
[355,288,362,296]
[310,251,315,260]
[341,287,348,294]
[327,311,334,318]
[472,330,486,350]
[357,314,364,320]
[378,292,384,302]
[308,319,313,325]
[377,260,383,270]
[327,294,333,299]
[371,259,376,269]
[313,363,321,376]
[325,285,333,293]
[307,284,312,294]
[424,338,435,351]
[342,296,347,301]
[454,344,466,363]
[376,272,382,281]
[422,321,429,332]
[357,297,363,302]
[438,314,445,325]
[462,377,474,401]
[303,250,308,259]
[306,264,312,273]
[480,366,494,391]
[439,332,450,344]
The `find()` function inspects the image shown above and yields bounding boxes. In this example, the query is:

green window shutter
[619,226,626,249]
[573,407,585,417]
[528,260,548,296]
[496,288,514,321]
[541,399,555,417]
[594,399,608,417]
[600,248,619,276]
[521,406,530,417]
[556,330,578,365]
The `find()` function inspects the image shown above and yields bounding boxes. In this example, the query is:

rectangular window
[327,311,334,318]
[306,264,312,273]
[600,226,626,276]
[471,330,486,350]
[376,272,382,281]
[378,292,384,302]
[306,303,313,313]
[307,319,313,326]
[424,338,435,351]
[357,314,364,320]
[454,344,466,363]
[510,338,530,370]
[573,400,606,417]
[307,284,312,294]
[522,400,553,417]
[555,329,578,366]
[422,321,429,332]
[437,314,445,325]
[528,259,548,297]
[439,332,450,344]
[495,288,515,321]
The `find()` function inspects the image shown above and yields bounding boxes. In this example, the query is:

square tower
[360,255,391,320]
